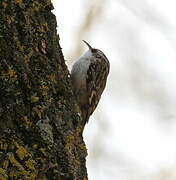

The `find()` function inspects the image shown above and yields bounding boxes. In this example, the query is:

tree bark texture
[0,0,87,179]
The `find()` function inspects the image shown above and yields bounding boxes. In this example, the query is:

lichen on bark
[0,0,87,179]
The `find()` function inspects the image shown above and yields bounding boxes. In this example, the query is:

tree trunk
[0,1,87,179]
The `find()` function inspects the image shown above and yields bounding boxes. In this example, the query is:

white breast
[71,51,91,92]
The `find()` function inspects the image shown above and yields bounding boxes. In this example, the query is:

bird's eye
[96,54,101,58]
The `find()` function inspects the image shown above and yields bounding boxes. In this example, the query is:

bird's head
[83,40,108,62]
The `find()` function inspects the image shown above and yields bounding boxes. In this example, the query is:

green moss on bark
[0,0,87,179]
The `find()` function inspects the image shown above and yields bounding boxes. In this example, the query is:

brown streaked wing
[85,58,109,123]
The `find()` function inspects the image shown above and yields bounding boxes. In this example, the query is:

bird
[70,40,110,128]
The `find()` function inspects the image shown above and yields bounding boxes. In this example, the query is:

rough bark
[0,0,87,179]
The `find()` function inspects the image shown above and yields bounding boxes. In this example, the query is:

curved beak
[82,40,93,51]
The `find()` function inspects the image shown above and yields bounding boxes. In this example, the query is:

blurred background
[52,0,176,179]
